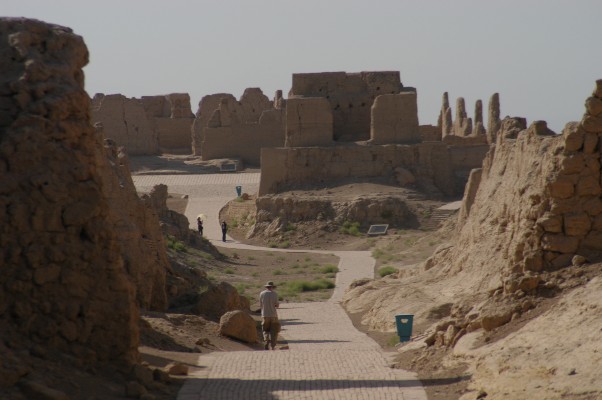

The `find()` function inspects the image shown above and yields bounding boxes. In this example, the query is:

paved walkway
[133,174,427,400]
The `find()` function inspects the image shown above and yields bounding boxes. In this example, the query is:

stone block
[541,234,579,253]
[219,310,258,343]
[563,212,591,236]
[561,154,585,175]
[583,132,599,153]
[548,177,575,199]
[562,122,583,151]
[581,231,602,251]
[582,197,602,216]
[576,175,602,196]
[537,213,562,233]
[585,96,602,116]
[582,114,602,133]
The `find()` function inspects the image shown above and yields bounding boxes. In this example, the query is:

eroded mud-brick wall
[0,18,139,369]
[192,88,285,165]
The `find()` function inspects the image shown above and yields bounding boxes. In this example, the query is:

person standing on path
[259,281,280,350]
[197,217,203,236]
[221,221,227,242]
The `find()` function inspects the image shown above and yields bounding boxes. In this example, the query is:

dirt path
[133,174,427,400]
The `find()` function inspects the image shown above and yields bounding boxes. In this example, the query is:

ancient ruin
[91,92,194,155]
[343,80,602,399]
[192,88,285,165]
[0,18,141,372]
[258,73,492,198]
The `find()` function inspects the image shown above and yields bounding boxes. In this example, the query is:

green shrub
[278,240,290,249]
[378,266,397,277]
[269,242,278,248]
[285,222,296,232]
[283,279,335,294]
[166,236,188,253]
[320,264,339,274]
[224,268,235,274]
[339,220,362,236]
[273,270,284,276]
[372,248,385,259]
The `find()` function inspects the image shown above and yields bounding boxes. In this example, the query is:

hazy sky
[5,0,602,132]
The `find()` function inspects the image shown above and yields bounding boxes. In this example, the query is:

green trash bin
[235,186,242,197]
[395,314,414,342]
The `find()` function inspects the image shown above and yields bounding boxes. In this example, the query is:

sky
[5,0,602,132]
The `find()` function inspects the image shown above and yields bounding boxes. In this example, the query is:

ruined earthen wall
[419,125,441,142]
[91,93,194,155]
[91,93,158,155]
[97,138,169,311]
[285,97,333,147]
[428,81,602,297]
[259,143,457,196]
[0,18,139,367]
[289,71,403,142]
[193,88,285,165]
[370,93,420,144]
[449,144,491,170]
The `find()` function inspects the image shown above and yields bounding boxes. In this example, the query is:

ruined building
[91,92,194,155]
[191,88,286,165]
[259,72,491,197]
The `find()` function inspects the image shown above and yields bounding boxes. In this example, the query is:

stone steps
[422,208,458,230]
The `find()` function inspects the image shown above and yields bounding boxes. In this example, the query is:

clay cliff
[343,80,602,399]
[0,17,173,393]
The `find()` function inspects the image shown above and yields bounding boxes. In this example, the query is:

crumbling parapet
[370,92,420,144]
[285,97,333,147]
[472,99,486,136]
[454,97,473,136]
[290,71,404,142]
[439,92,453,137]
[487,93,501,143]
[193,88,285,165]
[91,92,194,155]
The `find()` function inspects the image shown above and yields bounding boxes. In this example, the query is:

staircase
[421,208,458,230]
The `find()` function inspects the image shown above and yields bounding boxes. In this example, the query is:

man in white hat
[259,281,280,350]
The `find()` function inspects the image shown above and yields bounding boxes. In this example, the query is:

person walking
[221,221,227,242]
[197,217,203,236]
[259,281,280,350]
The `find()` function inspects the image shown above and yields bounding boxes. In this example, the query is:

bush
[283,279,335,294]
[339,220,362,236]
[320,264,339,274]
[224,268,235,274]
[378,266,397,277]
[166,236,187,253]
[372,248,385,259]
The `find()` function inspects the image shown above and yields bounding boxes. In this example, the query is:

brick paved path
[133,174,427,400]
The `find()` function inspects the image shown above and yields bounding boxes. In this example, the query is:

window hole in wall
[348,103,353,108]
[372,154,377,161]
